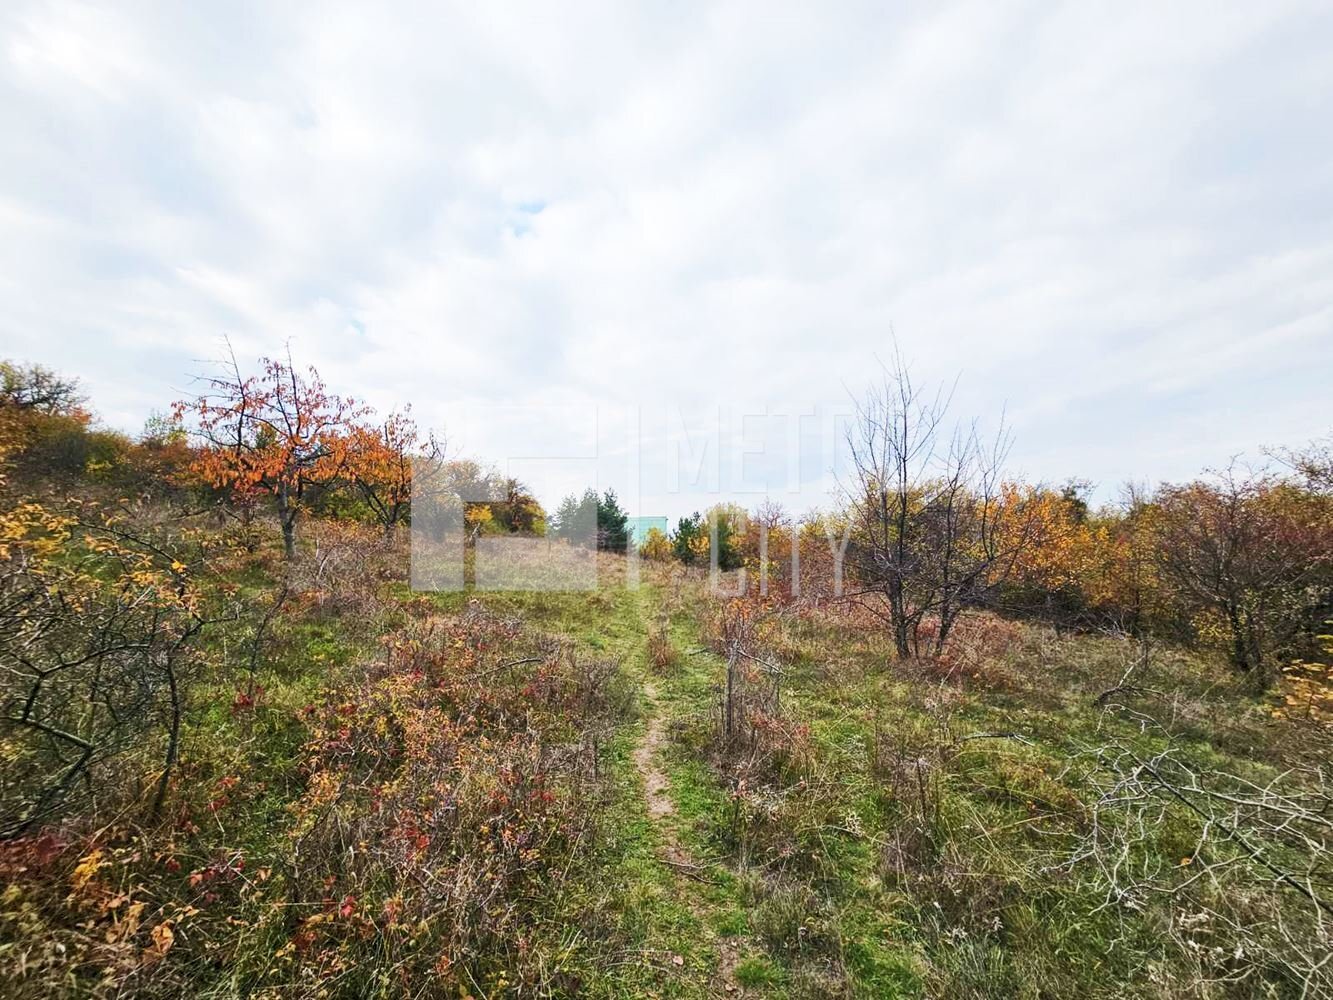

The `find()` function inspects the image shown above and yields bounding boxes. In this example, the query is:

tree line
[625,362,1332,692]
[4,350,1332,701]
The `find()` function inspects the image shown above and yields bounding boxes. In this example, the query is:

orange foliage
[1002,487,1101,592]
[176,351,364,558]
[344,406,439,534]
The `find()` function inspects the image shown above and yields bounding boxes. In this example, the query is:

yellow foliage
[68,849,105,895]
[1275,620,1333,725]
[639,526,672,561]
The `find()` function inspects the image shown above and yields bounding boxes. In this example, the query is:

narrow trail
[627,587,751,996]
[626,587,687,858]
[633,680,675,824]
[629,661,697,881]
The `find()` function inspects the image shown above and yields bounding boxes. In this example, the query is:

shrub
[0,504,210,835]
[639,525,672,561]
[646,618,677,671]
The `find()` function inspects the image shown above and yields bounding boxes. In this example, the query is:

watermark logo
[409,403,855,593]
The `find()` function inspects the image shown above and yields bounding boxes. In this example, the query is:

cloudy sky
[2,1,1331,518]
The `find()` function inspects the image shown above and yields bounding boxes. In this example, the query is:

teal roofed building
[625,516,669,546]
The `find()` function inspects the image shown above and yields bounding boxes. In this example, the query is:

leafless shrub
[1057,723,1333,996]
[646,615,677,672]
[708,599,787,752]
[0,512,219,835]
[291,518,402,622]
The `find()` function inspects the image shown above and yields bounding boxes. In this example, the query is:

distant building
[625,515,669,546]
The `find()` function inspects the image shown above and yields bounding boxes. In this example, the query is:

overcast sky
[2,2,1331,519]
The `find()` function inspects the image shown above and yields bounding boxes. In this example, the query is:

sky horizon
[2,2,1331,520]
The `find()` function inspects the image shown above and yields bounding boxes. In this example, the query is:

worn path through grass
[624,582,770,997]
[437,575,757,996]
[611,581,762,996]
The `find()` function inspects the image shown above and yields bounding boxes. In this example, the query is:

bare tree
[844,354,1029,658]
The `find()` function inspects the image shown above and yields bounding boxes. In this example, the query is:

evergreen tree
[673,511,704,564]
[551,490,598,545]
[710,508,745,571]
[596,488,630,552]
[551,493,581,540]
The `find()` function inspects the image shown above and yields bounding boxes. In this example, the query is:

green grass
[734,955,783,987]
[425,575,733,997]
[19,548,1317,999]
[618,571,1328,998]
[250,561,1323,997]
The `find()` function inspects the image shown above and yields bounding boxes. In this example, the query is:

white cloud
[1,0,1330,517]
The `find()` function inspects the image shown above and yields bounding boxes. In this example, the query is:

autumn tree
[999,483,1111,629]
[117,411,195,501]
[1152,469,1333,685]
[177,349,363,560]
[736,499,794,597]
[0,360,110,482]
[704,503,747,572]
[490,478,546,535]
[1,360,84,415]
[639,525,673,560]
[345,406,445,537]
[1280,435,1333,495]
[1075,485,1174,636]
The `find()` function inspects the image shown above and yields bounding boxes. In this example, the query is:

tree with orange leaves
[344,406,445,538]
[176,348,363,560]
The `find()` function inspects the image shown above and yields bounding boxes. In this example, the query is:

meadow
[1,356,1330,998]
